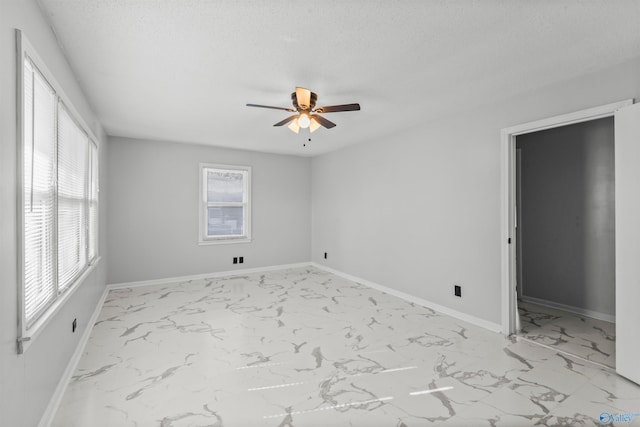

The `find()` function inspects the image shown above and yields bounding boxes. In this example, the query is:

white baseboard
[310,263,503,333]
[520,295,615,323]
[107,262,313,289]
[110,261,503,333]
[38,286,110,427]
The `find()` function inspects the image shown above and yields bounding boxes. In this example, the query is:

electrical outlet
[454,285,462,297]
[233,257,238,264]
[72,318,77,333]
[239,256,244,264]
[324,252,327,259]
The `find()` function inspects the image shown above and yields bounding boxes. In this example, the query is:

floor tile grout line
[514,335,616,373]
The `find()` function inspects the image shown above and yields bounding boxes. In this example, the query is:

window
[199,164,251,244]
[22,58,57,326]
[57,105,93,291]
[18,36,99,352]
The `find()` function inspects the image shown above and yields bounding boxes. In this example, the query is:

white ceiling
[37,0,640,156]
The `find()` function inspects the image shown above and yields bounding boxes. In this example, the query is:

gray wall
[107,137,311,284]
[311,57,640,326]
[0,1,108,426]
[516,118,615,317]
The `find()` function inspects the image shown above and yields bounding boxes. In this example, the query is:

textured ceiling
[37,0,640,156]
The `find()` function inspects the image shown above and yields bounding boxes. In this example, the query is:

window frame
[198,163,252,245]
[16,31,100,354]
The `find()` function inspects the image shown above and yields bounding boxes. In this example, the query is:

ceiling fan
[246,87,360,133]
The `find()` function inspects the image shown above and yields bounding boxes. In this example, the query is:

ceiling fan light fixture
[288,119,300,133]
[298,113,311,129]
[309,116,321,133]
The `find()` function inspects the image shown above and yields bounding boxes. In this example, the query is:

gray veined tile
[51,267,640,427]
[516,301,616,369]
[535,400,628,426]
[535,372,640,427]
[476,385,555,423]
[517,302,565,331]
[440,400,546,426]
[479,363,589,419]
[560,370,640,413]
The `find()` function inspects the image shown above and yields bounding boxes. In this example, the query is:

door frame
[500,99,633,335]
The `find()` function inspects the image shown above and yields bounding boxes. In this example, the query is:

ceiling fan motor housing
[291,91,317,111]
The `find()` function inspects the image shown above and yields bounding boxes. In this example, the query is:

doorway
[500,100,635,372]
[514,117,615,368]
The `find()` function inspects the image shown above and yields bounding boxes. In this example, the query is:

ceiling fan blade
[273,115,299,126]
[315,103,361,113]
[295,87,312,110]
[247,103,295,112]
[312,114,336,129]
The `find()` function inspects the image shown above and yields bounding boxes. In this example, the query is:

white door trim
[614,102,640,384]
[500,99,633,335]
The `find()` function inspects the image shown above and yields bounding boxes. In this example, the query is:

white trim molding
[311,263,502,333]
[500,99,633,335]
[16,30,103,353]
[111,261,503,332]
[107,262,312,289]
[198,163,252,245]
[38,286,110,427]
[20,257,102,353]
[112,262,502,333]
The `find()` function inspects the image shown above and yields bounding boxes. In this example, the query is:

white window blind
[88,142,99,262]
[23,59,57,326]
[57,105,89,291]
[20,51,100,341]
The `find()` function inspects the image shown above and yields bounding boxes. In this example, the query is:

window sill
[18,256,102,354]
[198,238,252,246]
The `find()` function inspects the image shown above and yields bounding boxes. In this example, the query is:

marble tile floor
[517,300,616,369]
[52,267,640,426]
